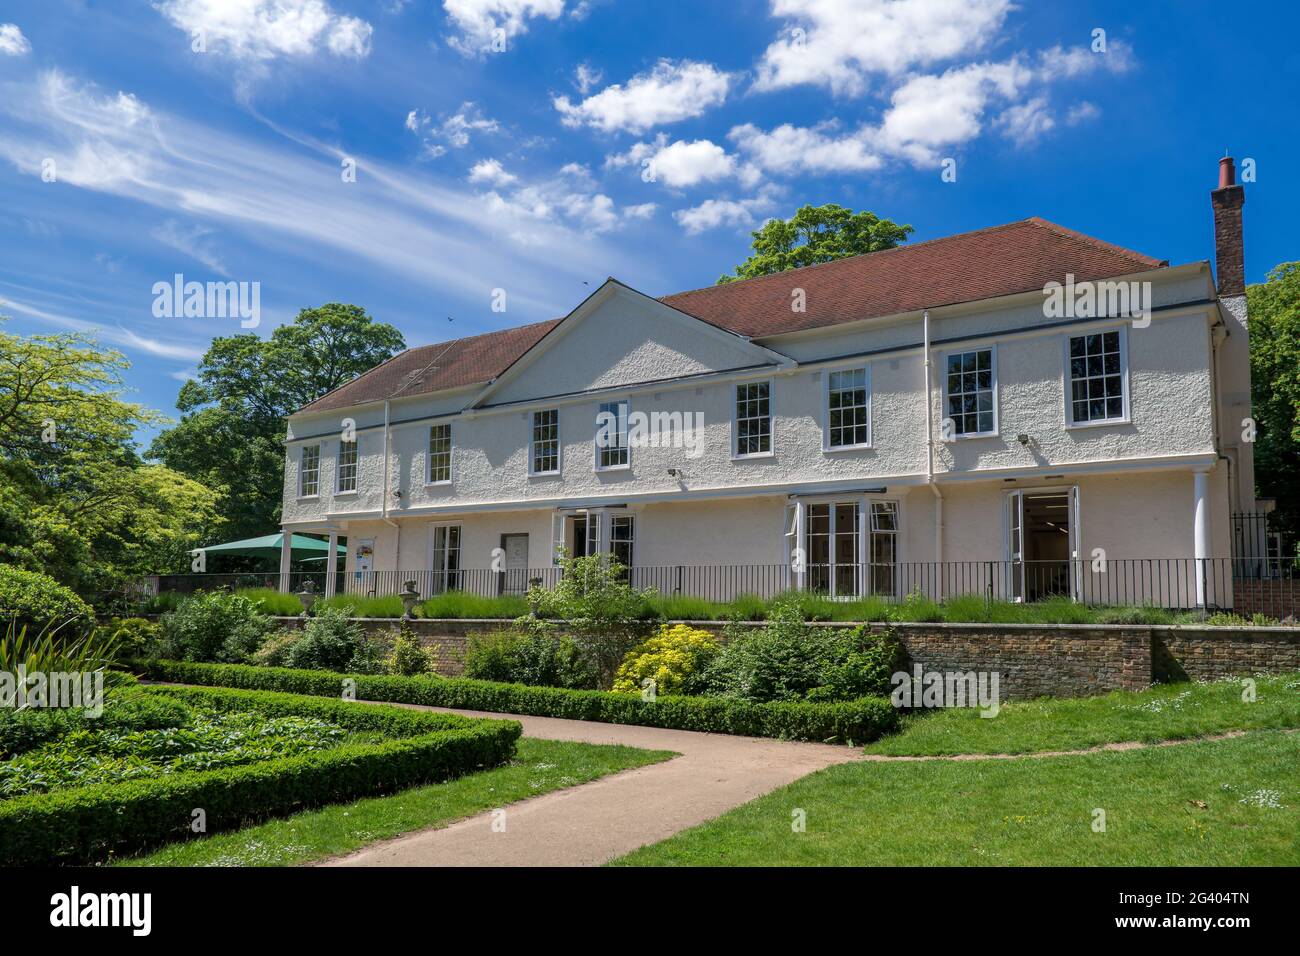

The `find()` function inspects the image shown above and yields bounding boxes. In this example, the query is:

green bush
[0,565,94,634]
[90,617,160,658]
[463,627,594,689]
[420,591,529,619]
[612,623,720,695]
[0,685,520,865]
[0,684,189,759]
[282,607,366,672]
[234,587,304,616]
[134,659,899,744]
[701,597,904,703]
[249,630,300,668]
[526,553,657,685]
[387,624,436,676]
[156,591,275,663]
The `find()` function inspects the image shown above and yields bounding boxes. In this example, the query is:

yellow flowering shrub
[612,623,719,696]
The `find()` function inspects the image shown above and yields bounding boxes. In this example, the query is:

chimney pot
[1218,155,1236,189]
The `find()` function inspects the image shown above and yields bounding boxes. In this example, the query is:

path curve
[316,702,1288,867]
[320,706,860,867]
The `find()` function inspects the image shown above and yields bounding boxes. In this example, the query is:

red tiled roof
[297,318,559,413]
[294,218,1167,415]
[660,217,1167,337]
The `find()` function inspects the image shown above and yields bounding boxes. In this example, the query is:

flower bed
[0,684,520,865]
[134,659,899,744]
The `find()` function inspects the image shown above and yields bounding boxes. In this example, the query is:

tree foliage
[0,322,223,594]
[149,303,405,538]
[718,204,914,284]
[1247,262,1300,546]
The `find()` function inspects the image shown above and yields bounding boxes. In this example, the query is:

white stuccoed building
[279,159,1262,608]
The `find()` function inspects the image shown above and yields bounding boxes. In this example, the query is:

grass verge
[614,730,1300,866]
[119,738,673,866]
[866,672,1300,756]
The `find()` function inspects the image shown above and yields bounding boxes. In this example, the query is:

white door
[501,534,529,595]
[1007,490,1025,602]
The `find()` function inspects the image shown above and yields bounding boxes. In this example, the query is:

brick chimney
[1211,155,1246,297]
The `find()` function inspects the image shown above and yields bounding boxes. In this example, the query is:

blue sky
[1,1,1296,447]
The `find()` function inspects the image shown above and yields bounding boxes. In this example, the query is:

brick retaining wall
[268,616,1300,697]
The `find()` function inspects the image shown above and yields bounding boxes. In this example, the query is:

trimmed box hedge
[0,685,521,866]
[134,659,899,744]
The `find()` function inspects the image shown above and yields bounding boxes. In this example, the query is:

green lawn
[119,738,673,867]
[614,730,1299,866]
[866,672,1300,756]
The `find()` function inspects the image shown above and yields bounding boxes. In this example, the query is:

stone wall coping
[261,615,1299,636]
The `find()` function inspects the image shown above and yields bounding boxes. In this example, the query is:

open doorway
[1008,488,1079,601]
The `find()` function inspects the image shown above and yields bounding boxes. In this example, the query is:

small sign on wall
[354,538,374,577]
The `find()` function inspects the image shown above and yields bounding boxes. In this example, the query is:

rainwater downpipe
[381,401,401,581]
[923,309,944,599]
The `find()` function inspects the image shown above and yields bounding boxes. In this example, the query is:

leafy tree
[718,203,914,284]
[0,322,223,593]
[1247,262,1300,550]
[149,304,405,538]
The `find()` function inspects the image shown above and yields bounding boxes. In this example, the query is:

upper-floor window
[595,400,630,470]
[336,440,358,493]
[1067,329,1127,425]
[734,381,772,457]
[531,409,560,475]
[428,423,452,484]
[299,444,320,497]
[945,348,996,437]
[825,367,870,449]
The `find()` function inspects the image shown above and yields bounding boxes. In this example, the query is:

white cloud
[729,121,881,175]
[995,96,1054,145]
[152,219,230,275]
[608,135,736,188]
[1037,41,1133,80]
[467,158,517,186]
[754,0,1014,95]
[874,59,1033,164]
[443,0,565,56]
[0,23,31,56]
[673,189,780,235]
[623,202,656,220]
[574,62,602,94]
[0,69,635,316]
[155,0,373,60]
[473,163,651,240]
[1066,101,1100,125]
[554,59,732,133]
[406,102,499,157]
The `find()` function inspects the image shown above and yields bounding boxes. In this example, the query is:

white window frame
[941,345,999,440]
[732,379,774,459]
[822,364,872,451]
[427,521,463,594]
[335,439,358,494]
[426,422,453,485]
[298,443,320,498]
[609,514,635,569]
[529,408,561,476]
[1063,325,1130,428]
[594,399,631,472]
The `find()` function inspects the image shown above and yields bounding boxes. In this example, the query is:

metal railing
[130,556,1300,619]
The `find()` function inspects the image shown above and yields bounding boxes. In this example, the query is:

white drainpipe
[381,401,400,580]
[922,309,944,599]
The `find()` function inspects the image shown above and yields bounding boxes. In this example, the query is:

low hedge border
[0,684,521,866]
[134,659,900,744]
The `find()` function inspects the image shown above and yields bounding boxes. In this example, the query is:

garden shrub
[282,607,367,672]
[135,659,898,745]
[612,623,719,695]
[90,617,160,658]
[701,597,904,703]
[463,627,594,689]
[249,630,300,668]
[0,685,520,865]
[387,624,436,676]
[157,591,275,663]
[0,564,94,635]
[525,553,656,685]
